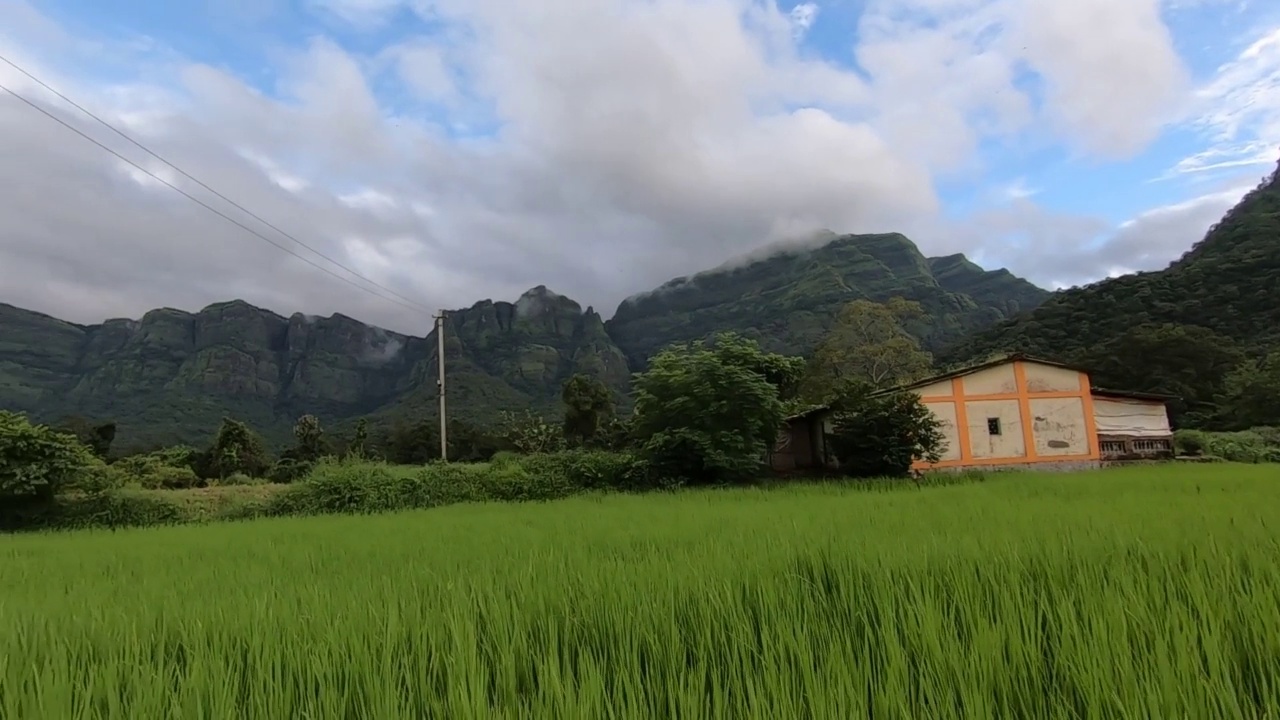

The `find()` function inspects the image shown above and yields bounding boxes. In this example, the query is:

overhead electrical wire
[0,54,432,315]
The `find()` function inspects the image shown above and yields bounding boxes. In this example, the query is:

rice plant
[2,463,1278,718]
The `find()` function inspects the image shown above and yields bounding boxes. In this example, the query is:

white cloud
[856,0,1188,171]
[789,2,819,37]
[307,0,406,28]
[0,0,1248,335]
[1176,26,1280,174]
[1001,178,1039,200]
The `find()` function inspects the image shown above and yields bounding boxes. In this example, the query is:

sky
[0,0,1277,335]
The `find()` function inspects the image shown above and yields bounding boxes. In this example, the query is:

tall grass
[2,464,1278,717]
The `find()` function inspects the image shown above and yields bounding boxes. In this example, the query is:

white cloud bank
[0,0,1273,333]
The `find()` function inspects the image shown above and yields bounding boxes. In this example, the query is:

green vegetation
[2,465,1277,717]
[950,160,1280,429]
[632,333,804,485]
[799,296,933,403]
[607,231,1048,367]
[1,233,1045,450]
[1175,427,1280,464]
[3,327,952,532]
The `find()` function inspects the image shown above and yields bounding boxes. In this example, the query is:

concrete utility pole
[435,310,448,462]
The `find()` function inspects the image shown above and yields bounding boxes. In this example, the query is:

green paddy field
[3,464,1278,718]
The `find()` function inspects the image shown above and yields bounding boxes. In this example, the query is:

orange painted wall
[911,360,1101,470]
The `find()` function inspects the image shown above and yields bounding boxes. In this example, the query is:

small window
[987,417,1002,436]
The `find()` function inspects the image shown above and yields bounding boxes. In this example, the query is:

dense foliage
[824,387,946,478]
[800,297,933,403]
[0,411,100,502]
[630,333,801,485]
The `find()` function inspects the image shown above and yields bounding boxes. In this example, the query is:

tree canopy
[631,333,800,485]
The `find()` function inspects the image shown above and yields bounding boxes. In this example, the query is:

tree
[386,419,442,464]
[1,411,98,503]
[631,333,799,485]
[561,374,616,445]
[823,386,945,478]
[447,419,508,462]
[347,418,369,459]
[55,415,117,459]
[801,298,933,402]
[205,418,270,479]
[291,414,329,462]
[1218,350,1280,429]
[501,410,567,455]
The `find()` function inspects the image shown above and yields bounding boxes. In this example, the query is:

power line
[0,57,431,314]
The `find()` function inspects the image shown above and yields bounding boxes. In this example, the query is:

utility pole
[435,310,448,462]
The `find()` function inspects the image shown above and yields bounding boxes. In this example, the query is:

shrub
[282,459,406,515]
[267,458,313,484]
[825,389,945,479]
[1,411,98,502]
[478,460,575,503]
[214,472,259,487]
[522,450,675,493]
[152,466,202,490]
[1174,428,1280,463]
[1174,430,1207,456]
[489,451,522,467]
[113,454,205,490]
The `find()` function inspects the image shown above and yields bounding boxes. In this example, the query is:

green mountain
[944,160,1280,425]
[948,162,1280,361]
[0,288,629,452]
[1,233,1047,451]
[606,232,1049,367]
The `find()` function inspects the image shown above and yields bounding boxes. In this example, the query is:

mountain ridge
[2,231,1049,450]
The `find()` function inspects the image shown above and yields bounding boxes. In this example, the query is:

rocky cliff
[0,232,1047,450]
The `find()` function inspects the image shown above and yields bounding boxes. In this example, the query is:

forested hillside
[1,234,1042,450]
[606,232,1048,367]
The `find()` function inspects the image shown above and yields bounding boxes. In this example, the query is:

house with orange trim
[770,354,1175,473]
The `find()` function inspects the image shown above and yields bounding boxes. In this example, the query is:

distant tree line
[3,297,953,514]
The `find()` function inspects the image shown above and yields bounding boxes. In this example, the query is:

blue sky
[0,0,1277,332]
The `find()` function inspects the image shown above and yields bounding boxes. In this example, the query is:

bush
[825,389,945,479]
[1,411,100,503]
[267,458,312,484]
[113,454,205,489]
[214,472,260,487]
[1174,430,1207,456]
[522,450,677,492]
[1174,427,1280,463]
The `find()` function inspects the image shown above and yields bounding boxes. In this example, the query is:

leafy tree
[446,419,509,462]
[631,333,798,485]
[348,418,369,459]
[595,415,635,452]
[801,298,933,402]
[823,385,945,478]
[290,414,330,462]
[386,419,443,464]
[501,410,567,455]
[1218,350,1280,429]
[1,411,97,503]
[205,418,270,479]
[561,374,616,445]
[54,415,117,459]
